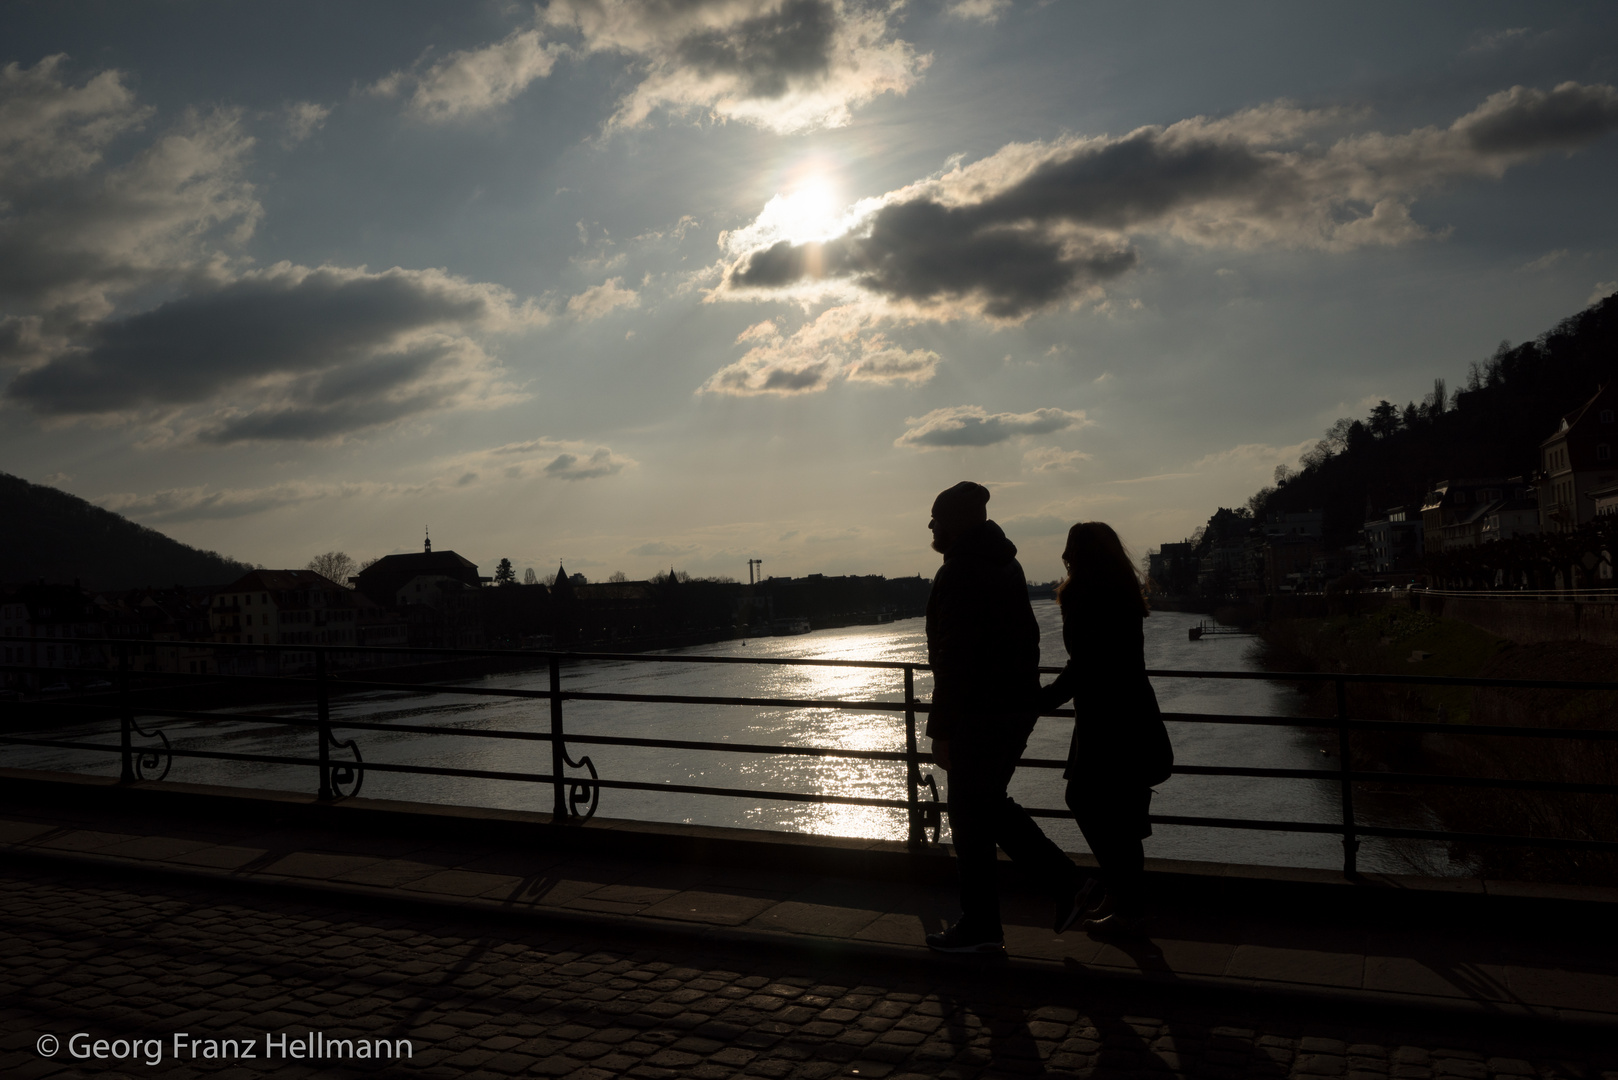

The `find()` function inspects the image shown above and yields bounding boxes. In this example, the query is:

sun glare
[728,168,851,258]
[770,178,842,244]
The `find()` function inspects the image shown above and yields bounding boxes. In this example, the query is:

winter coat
[923,520,1041,742]
[1040,589,1173,787]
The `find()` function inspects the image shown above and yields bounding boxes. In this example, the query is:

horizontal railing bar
[562,689,912,712]
[1138,813,1348,834]
[1344,771,1618,795]
[1344,717,1618,741]
[256,719,923,764]
[1349,823,1618,852]
[552,731,913,762]
[1145,667,1618,691]
[1167,764,1340,780]
[1158,711,1331,728]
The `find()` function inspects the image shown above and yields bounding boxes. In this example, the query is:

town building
[1421,478,1521,554]
[350,535,489,608]
[1479,491,1541,544]
[1361,506,1424,574]
[210,569,364,672]
[1537,383,1618,533]
[1,582,108,690]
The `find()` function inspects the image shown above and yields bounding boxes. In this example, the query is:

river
[7,605,1442,873]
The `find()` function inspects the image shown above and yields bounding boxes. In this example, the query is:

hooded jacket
[924,520,1040,741]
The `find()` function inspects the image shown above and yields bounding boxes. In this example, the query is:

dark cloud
[544,448,627,480]
[760,363,831,391]
[731,197,1139,319]
[4,265,526,439]
[725,82,1618,319]
[1457,81,1618,156]
[7,270,484,414]
[197,390,456,445]
[677,0,837,99]
[545,0,924,132]
[895,406,1087,449]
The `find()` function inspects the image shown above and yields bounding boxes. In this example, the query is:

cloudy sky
[3,1,1617,584]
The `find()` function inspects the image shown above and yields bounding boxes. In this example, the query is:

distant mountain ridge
[0,472,252,590]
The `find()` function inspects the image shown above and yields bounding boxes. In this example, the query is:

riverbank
[1252,608,1618,885]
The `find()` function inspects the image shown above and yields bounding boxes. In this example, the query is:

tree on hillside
[1368,400,1401,438]
[307,551,356,585]
[1229,292,1618,549]
[494,558,516,585]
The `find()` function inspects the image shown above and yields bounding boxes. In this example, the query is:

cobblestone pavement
[2,862,1614,1080]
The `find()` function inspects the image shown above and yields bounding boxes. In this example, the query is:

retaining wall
[1416,592,1618,646]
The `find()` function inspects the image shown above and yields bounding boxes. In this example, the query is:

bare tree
[307,551,356,585]
[523,567,539,585]
[608,570,628,582]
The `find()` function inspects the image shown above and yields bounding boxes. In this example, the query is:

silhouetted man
[924,481,1082,952]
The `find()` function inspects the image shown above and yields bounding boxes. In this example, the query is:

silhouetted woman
[1040,522,1172,933]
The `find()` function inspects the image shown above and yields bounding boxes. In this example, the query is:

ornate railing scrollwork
[920,772,941,844]
[559,747,598,820]
[327,731,365,798]
[131,719,172,782]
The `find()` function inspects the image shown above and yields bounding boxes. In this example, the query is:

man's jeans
[947,718,1081,934]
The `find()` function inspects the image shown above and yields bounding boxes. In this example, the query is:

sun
[769,177,843,244]
[746,173,847,248]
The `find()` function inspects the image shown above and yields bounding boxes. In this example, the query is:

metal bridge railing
[4,635,1618,875]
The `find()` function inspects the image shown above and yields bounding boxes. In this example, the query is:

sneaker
[1081,896,1147,936]
[1053,878,1099,935]
[925,920,1005,953]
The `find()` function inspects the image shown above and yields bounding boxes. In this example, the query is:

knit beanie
[930,481,990,531]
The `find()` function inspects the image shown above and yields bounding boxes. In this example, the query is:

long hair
[1055,521,1149,617]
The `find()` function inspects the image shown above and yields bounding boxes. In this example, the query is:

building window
[1601,444,1612,461]
[1603,410,1615,425]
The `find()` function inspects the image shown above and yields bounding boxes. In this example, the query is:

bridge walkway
[1,770,1616,1079]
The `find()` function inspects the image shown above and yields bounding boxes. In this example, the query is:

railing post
[903,666,923,845]
[316,647,332,801]
[1336,676,1359,875]
[550,655,567,820]
[118,643,134,784]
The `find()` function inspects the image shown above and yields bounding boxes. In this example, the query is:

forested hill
[1247,291,1618,548]
[0,472,252,590]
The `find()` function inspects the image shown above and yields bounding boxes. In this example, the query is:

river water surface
[12,605,1441,873]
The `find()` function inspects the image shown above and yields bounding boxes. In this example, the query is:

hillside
[1249,291,1618,547]
[0,472,252,590]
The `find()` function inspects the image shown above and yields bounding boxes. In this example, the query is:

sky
[2,1,1617,586]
